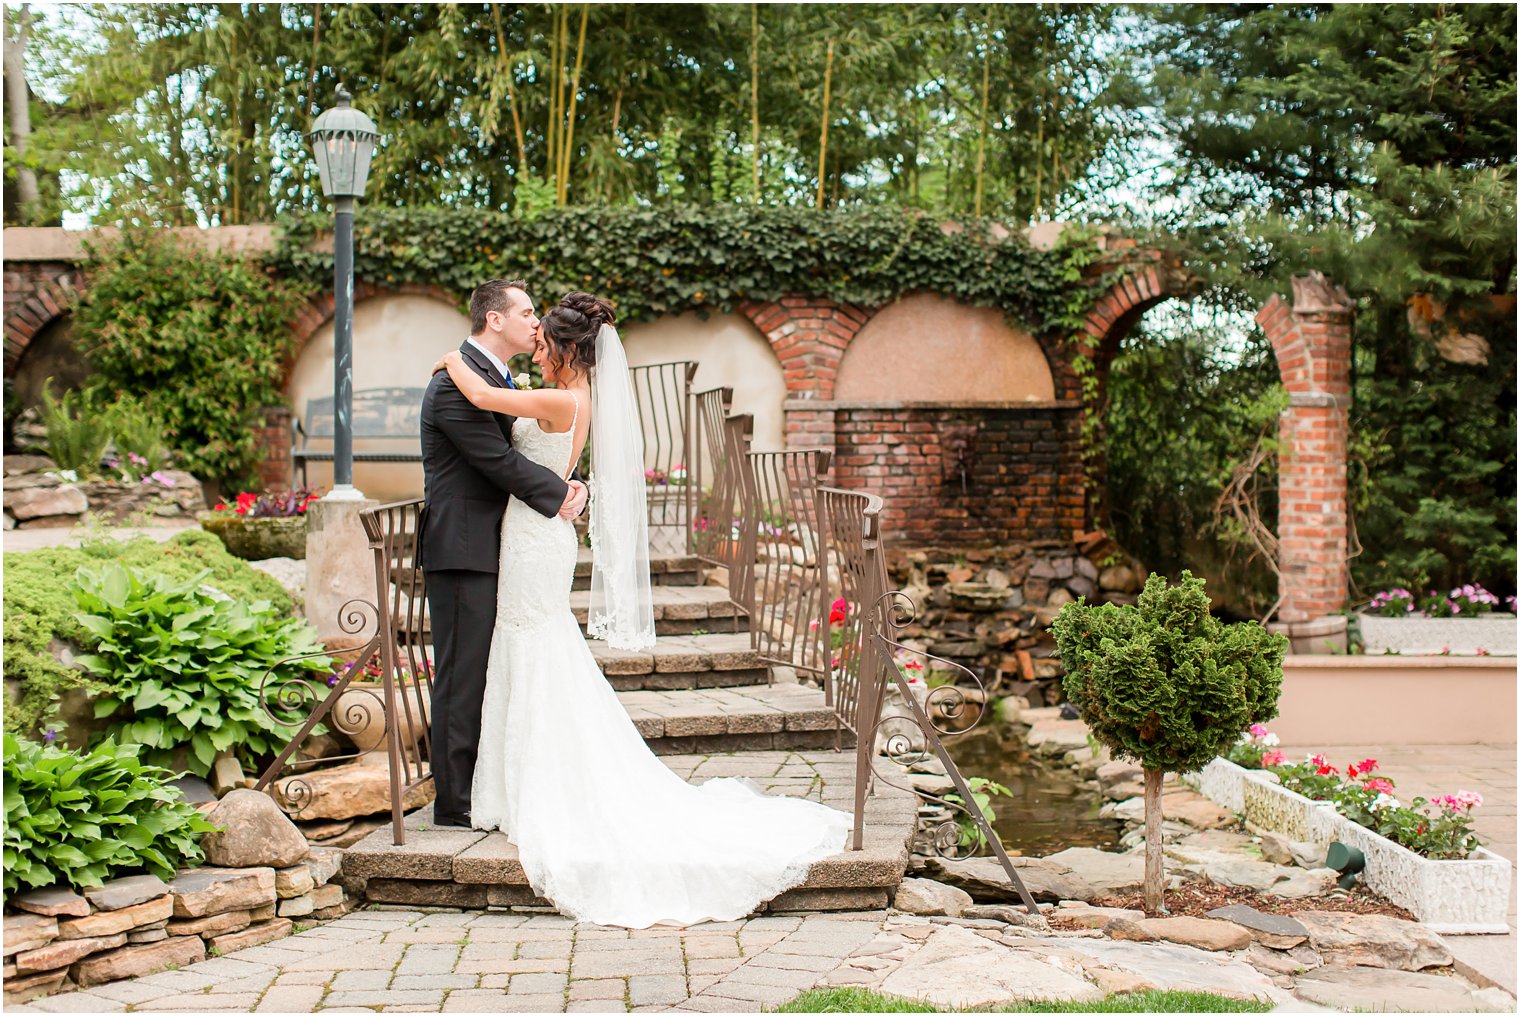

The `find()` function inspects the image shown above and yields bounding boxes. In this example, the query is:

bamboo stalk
[974,21,990,218]
[491,3,528,173]
[816,39,834,210]
[750,3,761,200]
[305,3,322,116]
[547,3,564,191]
[559,3,588,204]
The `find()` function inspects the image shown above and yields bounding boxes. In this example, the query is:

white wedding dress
[470,410,852,929]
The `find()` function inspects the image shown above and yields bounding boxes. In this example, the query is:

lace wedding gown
[470,412,852,928]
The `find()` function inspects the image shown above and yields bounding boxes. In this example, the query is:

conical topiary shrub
[1051,570,1286,914]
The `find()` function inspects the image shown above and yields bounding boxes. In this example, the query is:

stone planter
[1194,759,1513,933]
[1357,611,1516,656]
[332,681,431,755]
[198,513,307,561]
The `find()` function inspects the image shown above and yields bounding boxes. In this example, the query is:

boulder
[1241,942,1321,977]
[920,854,1095,903]
[55,895,172,940]
[1263,867,1337,900]
[4,454,57,475]
[1105,780,1145,801]
[893,878,973,917]
[1294,964,1511,1013]
[210,754,247,798]
[277,894,315,918]
[1099,565,1140,593]
[1158,791,1234,830]
[309,883,344,910]
[11,886,91,918]
[1026,720,1091,754]
[70,935,205,987]
[1186,859,1292,893]
[275,865,315,899]
[4,484,87,520]
[166,866,276,918]
[877,925,1101,1008]
[201,789,309,868]
[1295,910,1453,971]
[273,758,434,820]
[303,845,344,887]
[1107,916,1251,952]
[1039,848,1144,896]
[1204,904,1309,949]
[82,874,170,912]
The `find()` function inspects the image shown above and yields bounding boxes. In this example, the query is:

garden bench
[291,387,426,488]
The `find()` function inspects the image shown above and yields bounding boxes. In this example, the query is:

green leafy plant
[36,382,113,474]
[3,733,217,896]
[942,776,1014,851]
[75,229,307,488]
[1051,572,1286,913]
[103,395,174,475]
[71,562,331,776]
[4,530,293,739]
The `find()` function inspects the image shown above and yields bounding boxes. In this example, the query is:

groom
[419,278,588,828]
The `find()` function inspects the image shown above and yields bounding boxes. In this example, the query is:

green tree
[1051,573,1285,914]
[1115,4,1516,602]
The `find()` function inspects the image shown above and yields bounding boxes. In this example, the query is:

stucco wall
[621,310,787,456]
[286,293,471,500]
[835,294,1055,402]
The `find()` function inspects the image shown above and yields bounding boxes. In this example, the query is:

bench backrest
[304,387,427,439]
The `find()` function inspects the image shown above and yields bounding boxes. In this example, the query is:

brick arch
[1077,263,1201,402]
[4,267,84,374]
[736,296,875,403]
[282,280,463,383]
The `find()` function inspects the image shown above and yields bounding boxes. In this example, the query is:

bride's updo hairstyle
[540,292,616,378]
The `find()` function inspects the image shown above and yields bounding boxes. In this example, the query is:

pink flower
[1364,778,1395,795]
[1455,790,1484,810]
[1261,750,1286,767]
[1308,753,1328,768]
[1249,723,1269,738]
[832,597,848,614]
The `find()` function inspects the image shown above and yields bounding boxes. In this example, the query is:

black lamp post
[308,84,379,497]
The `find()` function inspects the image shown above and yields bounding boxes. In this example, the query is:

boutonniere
[513,372,533,390]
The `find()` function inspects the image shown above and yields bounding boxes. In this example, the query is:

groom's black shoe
[433,814,472,828]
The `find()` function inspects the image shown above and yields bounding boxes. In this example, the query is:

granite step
[343,750,918,914]
[573,547,702,590]
[571,585,747,637]
[589,631,770,691]
[617,683,849,755]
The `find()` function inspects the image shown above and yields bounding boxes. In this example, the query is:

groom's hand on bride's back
[558,480,589,519]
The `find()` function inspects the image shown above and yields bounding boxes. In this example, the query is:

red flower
[1356,758,1379,774]
[213,502,228,511]
[1316,764,1337,777]
[829,609,847,626]
[832,597,848,614]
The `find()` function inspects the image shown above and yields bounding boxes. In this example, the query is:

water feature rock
[1096,760,1143,788]
[1107,916,1251,952]
[1293,965,1509,1012]
[202,789,309,867]
[1240,941,1321,977]
[1204,904,1308,949]
[878,925,1101,1008]
[1295,911,1454,971]
[1105,780,1145,801]
[1026,720,1090,754]
[893,878,972,917]
[1039,847,1144,895]
[920,855,1095,903]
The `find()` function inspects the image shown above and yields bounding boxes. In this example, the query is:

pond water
[944,724,1123,857]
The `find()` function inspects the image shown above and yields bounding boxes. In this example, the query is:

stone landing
[340,751,917,916]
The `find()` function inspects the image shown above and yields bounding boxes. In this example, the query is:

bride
[432,292,851,929]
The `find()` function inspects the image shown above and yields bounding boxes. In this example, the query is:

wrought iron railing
[741,449,832,680]
[630,361,698,554]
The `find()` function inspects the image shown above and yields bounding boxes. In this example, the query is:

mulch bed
[1046,882,1415,929]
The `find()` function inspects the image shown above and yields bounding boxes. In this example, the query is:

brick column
[1256,273,1354,622]
[256,404,294,493]
[740,297,872,455]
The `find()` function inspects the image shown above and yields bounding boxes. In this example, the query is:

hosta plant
[3,733,217,896]
[72,563,333,776]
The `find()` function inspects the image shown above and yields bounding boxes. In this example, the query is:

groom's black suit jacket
[417,341,568,573]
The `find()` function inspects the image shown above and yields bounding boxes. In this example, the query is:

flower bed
[1187,739,1512,933]
[1359,584,1517,656]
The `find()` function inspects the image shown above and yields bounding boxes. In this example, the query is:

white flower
[513,372,533,389]
[1370,793,1400,812]
[1262,733,1280,747]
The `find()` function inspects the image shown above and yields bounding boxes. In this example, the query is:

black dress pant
[425,569,498,825]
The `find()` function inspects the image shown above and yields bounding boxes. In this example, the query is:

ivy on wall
[272,205,1109,338]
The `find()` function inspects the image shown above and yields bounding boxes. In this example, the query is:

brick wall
[4,261,79,372]
[256,405,294,493]
[825,402,1085,546]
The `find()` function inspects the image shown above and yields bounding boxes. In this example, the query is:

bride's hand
[432,350,463,375]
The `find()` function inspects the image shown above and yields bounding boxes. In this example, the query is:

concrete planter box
[1357,611,1516,656]
[199,512,308,560]
[1193,759,1512,933]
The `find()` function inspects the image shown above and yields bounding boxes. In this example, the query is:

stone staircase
[342,547,917,916]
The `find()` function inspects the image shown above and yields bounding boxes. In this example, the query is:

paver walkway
[11,909,887,1014]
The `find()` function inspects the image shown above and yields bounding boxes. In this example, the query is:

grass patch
[775,988,1273,1013]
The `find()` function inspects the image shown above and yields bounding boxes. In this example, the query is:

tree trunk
[1143,766,1165,916]
[750,3,761,200]
[4,4,40,221]
[815,39,834,210]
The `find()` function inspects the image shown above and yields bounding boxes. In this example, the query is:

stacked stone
[2,454,204,529]
[883,540,1146,707]
[1,790,353,1004]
